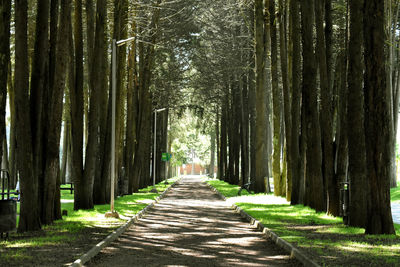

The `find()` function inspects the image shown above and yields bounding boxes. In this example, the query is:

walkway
[392,203,400,224]
[87,177,300,266]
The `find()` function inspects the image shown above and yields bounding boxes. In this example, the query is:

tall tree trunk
[227,86,234,183]
[42,0,70,224]
[15,0,41,232]
[278,0,292,201]
[48,0,59,93]
[209,128,216,177]
[8,61,17,188]
[364,0,395,235]
[81,0,107,209]
[301,0,325,212]
[30,0,50,221]
[114,0,128,196]
[232,81,241,185]
[335,51,349,220]
[289,0,302,205]
[254,0,268,193]
[84,0,94,154]
[387,0,398,189]
[219,100,227,181]
[270,0,283,196]
[71,0,85,210]
[133,0,162,190]
[126,35,138,194]
[94,1,110,202]
[315,0,338,215]
[240,63,249,185]
[215,108,220,179]
[347,0,368,228]
[60,120,70,184]
[0,0,11,170]
[85,0,94,87]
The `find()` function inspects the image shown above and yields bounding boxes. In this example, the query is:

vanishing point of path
[87,177,301,266]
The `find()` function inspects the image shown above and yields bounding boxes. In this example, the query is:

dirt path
[86,176,301,266]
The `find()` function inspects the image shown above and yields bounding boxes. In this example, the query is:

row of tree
[0,0,397,235]
[0,0,199,233]
[192,0,397,234]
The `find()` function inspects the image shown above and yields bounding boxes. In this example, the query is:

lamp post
[106,37,135,218]
[151,108,167,193]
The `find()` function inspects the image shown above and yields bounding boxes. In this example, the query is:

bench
[238,181,253,196]
[60,183,74,194]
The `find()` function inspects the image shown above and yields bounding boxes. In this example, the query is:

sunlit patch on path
[86,176,301,266]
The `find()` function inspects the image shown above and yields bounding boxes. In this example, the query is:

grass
[0,177,179,265]
[391,183,400,203]
[207,179,400,267]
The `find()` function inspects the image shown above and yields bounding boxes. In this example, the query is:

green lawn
[207,179,400,267]
[391,183,400,203]
[0,177,179,264]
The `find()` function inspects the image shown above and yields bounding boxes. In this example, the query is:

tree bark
[315,0,338,216]
[289,0,302,205]
[71,0,85,210]
[8,61,17,188]
[126,34,138,194]
[60,120,70,184]
[301,0,325,212]
[0,0,11,171]
[209,129,216,177]
[347,0,368,228]
[240,61,249,185]
[42,0,70,224]
[364,0,395,235]
[15,0,41,232]
[219,100,227,181]
[30,0,50,222]
[278,0,292,201]
[270,0,283,196]
[335,51,349,219]
[254,0,268,193]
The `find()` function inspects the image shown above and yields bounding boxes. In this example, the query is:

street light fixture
[105,38,135,218]
[150,108,167,193]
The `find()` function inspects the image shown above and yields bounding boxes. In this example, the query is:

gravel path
[86,176,301,267]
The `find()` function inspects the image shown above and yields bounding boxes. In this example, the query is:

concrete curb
[205,181,320,267]
[69,179,180,267]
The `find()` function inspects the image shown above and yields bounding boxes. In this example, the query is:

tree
[29,0,50,223]
[42,0,70,224]
[289,0,302,206]
[270,0,284,197]
[71,0,85,210]
[315,0,338,216]
[300,0,325,212]
[254,0,268,193]
[14,0,41,232]
[0,0,11,169]
[347,0,368,228]
[363,0,395,235]
[278,0,292,201]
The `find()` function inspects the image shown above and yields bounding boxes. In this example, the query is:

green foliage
[169,110,211,167]
[207,179,400,266]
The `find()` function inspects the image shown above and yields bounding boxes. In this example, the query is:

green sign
[161,153,172,162]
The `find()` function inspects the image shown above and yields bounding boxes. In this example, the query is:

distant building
[179,163,217,176]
